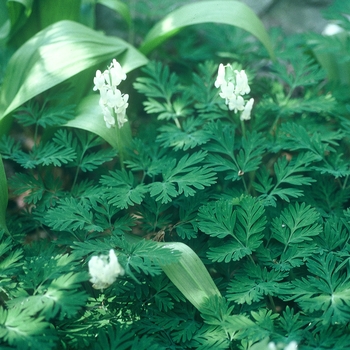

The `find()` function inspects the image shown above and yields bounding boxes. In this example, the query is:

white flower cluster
[214,63,254,121]
[93,59,129,129]
[88,249,124,290]
[268,340,298,350]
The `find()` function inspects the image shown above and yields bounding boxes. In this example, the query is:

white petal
[322,23,343,36]
[109,59,127,86]
[228,94,245,113]
[88,250,124,289]
[219,82,235,104]
[234,70,250,95]
[240,98,254,121]
[284,341,298,350]
[93,70,105,91]
[214,63,226,88]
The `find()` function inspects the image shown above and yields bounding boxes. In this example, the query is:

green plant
[1,0,350,349]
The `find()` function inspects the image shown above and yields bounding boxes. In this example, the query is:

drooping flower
[115,94,129,128]
[88,249,124,290]
[93,70,105,91]
[234,70,250,95]
[268,341,298,350]
[219,82,236,104]
[93,59,128,129]
[240,97,254,121]
[215,63,254,121]
[228,94,245,113]
[104,59,126,87]
[284,341,298,350]
[214,63,227,88]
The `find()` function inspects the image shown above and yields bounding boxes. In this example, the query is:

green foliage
[1,1,350,348]
[198,196,266,262]
[254,152,316,206]
[0,307,57,349]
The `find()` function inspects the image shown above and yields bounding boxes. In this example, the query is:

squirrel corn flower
[234,69,250,95]
[93,59,128,129]
[268,341,298,350]
[88,249,124,290]
[214,63,227,88]
[240,97,254,121]
[215,63,254,120]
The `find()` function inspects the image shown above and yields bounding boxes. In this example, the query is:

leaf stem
[240,119,246,138]
[342,175,349,190]
[115,126,125,169]
[268,294,277,313]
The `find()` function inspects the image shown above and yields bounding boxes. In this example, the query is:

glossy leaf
[125,233,221,312]
[160,242,222,312]
[139,0,274,59]
[97,0,131,27]
[0,20,148,125]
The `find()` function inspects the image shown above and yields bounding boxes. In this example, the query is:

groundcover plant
[1,0,350,349]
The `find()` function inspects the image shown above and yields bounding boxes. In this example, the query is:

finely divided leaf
[149,151,216,204]
[101,170,148,209]
[157,117,210,151]
[271,202,322,247]
[0,307,57,349]
[288,253,350,325]
[254,152,316,206]
[45,197,104,232]
[206,122,265,181]
[227,263,288,304]
[13,142,76,169]
[199,196,266,262]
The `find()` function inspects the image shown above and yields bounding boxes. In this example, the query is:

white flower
[228,94,245,113]
[105,88,122,108]
[104,59,127,87]
[234,70,250,95]
[100,104,115,128]
[284,341,298,350]
[215,63,226,88]
[219,82,236,104]
[88,249,124,289]
[267,340,298,350]
[240,98,254,121]
[93,70,105,91]
[322,23,344,36]
[268,342,277,350]
[115,94,129,128]
[93,59,129,129]
[215,63,253,120]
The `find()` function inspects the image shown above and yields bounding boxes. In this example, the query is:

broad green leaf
[98,0,132,27]
[5,0,38,48]
[124,233,221,312]
[0,20,148,124]
[159,242,222,312]
[37,0,81,29]
[0,1,10,43]
[6,0,33,30]
[139,0,274,59]
[308,32,350,86]
[0,155,8,233]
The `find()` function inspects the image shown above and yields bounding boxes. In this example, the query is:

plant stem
[240,119,246,138]
[115,126,125,169]
[268,295,277,313]
[342,175,349,190]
